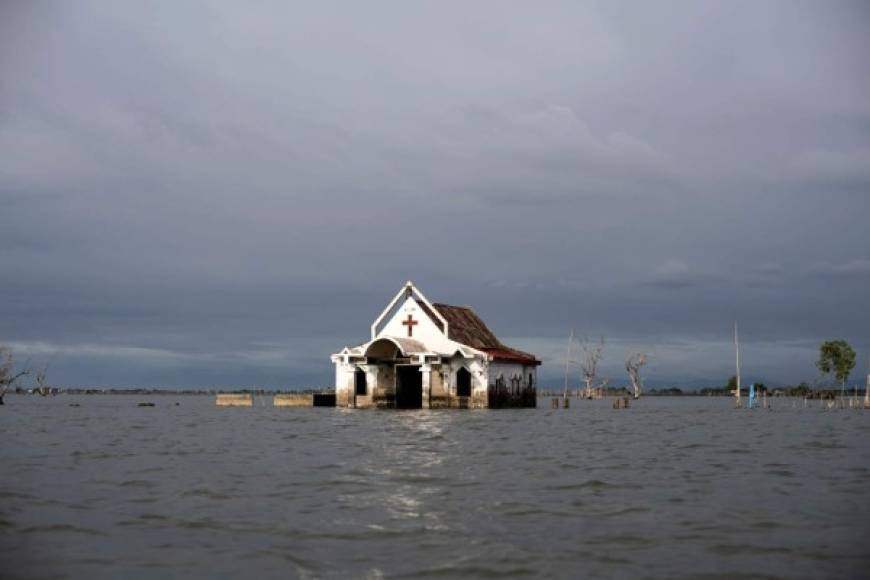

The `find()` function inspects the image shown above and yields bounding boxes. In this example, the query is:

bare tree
[0,347,29,405]
[625,352,648,399]
[562,329,577,400]
[34,364,51,397]
[580,337,604,398]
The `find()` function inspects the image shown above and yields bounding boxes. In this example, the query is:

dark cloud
[642,260,723,290]
[1,1,869,388]
[809,259,870,276]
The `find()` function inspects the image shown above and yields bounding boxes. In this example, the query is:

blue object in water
[748,384,756,409]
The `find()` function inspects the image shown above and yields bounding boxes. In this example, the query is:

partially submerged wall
[273,394,313,407]
[273,393,336,407]
[215,393,253,407]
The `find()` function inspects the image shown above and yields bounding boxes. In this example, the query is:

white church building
[331,281,540,409]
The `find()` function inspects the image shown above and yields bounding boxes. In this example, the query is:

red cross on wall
[402,314,418,337]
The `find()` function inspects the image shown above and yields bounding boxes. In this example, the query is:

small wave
[586,534,657,548]
[547,479,608,490]
[708,543,793,556]
[119,479,158,488]
[176,518,224,530]
[20,524,107,536]
[751,521,786,530]
[800,441,849,450]
[397,562,537,578]
[0,490,35,500]
[766,469,795,477]
[678,443,713,449]
[182,488,239,500]
[70,450,130,460]
[389,474,449,484]
[602,506,651,517]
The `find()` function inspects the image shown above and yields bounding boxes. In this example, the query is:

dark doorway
[395,365,422,409]
[354,368,367,396]
[456,367,472,398]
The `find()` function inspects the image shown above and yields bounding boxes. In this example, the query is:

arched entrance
[456,367,472,398]
[354,368,367,396]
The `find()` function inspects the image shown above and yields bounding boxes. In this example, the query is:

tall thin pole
[563,328,574,399]
[864,353,869,408]
[734,321,741,408]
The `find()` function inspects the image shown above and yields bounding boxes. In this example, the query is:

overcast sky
[1,1,869,389]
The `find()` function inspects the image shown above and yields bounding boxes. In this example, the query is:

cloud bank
[1,1,869,388]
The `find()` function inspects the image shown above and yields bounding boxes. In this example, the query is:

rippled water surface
[2,396,869,579]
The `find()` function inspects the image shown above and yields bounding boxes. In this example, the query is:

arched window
[354,368,367,396]
[456,367,471,397]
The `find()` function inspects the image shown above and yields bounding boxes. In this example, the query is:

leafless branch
[580,337,605,397]
[0,347,30,398]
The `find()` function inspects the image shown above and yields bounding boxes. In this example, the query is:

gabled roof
[371,281,447,341]
[431,303,498,348]
[431,303,540,365]
[353,281,540,365]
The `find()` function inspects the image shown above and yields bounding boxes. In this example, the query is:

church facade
[331,281,540,409]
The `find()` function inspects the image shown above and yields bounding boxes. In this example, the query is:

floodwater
[1,396,869,579]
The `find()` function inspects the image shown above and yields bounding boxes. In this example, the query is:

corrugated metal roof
[480,346,541,364]
[431,303,540,364]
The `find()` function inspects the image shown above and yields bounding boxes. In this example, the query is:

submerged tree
[0,347,29,406]
[34,364,51,397]
[580,337,604,398]
[625,353,647,399]
[816,339,856,397]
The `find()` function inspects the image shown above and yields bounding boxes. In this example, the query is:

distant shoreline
[9,388,866,398]
[7,388,332,396]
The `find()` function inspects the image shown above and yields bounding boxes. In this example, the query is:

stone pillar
[364,365,379,409]
[373,364,395,408]
[420,364,432,409]
[366,366,379,394]
[336,363,354,408]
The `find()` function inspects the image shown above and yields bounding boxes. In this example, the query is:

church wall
[353,365,374,408]
[335,362,355,408]
[336,357,537,409]
[334,362,399,409]
[471,364,488,408]
[486,362,538,408]
[488,362,537,389]
[437,357,488,408]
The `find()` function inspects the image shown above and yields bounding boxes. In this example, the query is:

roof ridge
[431,302,473,309]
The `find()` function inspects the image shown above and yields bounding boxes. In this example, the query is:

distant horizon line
[12,382,868,394]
